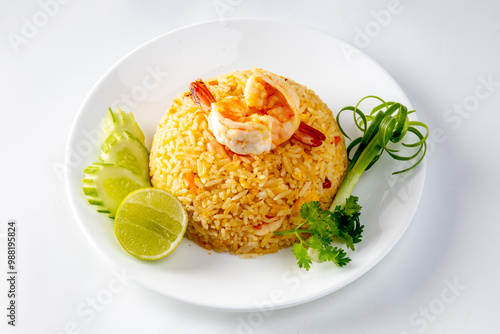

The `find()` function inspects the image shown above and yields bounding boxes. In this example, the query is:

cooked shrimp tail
[188,69,325,155]
[189,80,215,110]
[292,122,326,147]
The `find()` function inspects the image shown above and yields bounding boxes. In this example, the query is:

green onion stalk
[329,95,429,211]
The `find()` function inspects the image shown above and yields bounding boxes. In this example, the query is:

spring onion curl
[274,95,429,271]
[329,95,429,211]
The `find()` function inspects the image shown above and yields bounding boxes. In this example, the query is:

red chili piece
[323,178,331,189]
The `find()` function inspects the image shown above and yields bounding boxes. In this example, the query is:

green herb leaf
[344,196,362,217]
[300,201,322,223]
[318,245,351,267]
[292,243,312,270]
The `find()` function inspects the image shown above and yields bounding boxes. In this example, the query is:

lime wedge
[114,188,188,260]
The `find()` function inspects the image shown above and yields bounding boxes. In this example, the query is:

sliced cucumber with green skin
[99,131,150,181]
[101,107,146,145]
[82,163,151,219]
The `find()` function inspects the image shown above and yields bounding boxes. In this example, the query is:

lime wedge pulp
[114,188,188,260]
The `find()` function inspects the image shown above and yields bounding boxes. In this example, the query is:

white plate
[65,18,425,311]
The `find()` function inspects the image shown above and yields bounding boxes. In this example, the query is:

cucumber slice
[82,163,151,219]
[101,107,146,145]
[99,131,150,181]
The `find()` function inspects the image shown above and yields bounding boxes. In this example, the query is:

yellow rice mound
[149,69,348,257]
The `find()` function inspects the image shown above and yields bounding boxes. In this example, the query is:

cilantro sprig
[276,96,428,271]
[276,198,363,271]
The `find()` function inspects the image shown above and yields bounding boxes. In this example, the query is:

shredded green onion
[330,95,429,211]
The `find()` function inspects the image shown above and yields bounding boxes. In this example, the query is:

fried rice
[149,69,348,257]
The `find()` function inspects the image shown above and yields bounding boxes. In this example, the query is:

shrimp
[292,122,326,147]
[189,79,215,111]
[189,68,325,155]
[254,216,284,236]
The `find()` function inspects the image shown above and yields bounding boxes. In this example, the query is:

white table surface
[2,1,499,333]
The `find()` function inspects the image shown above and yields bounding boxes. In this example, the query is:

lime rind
[114,188,188,260]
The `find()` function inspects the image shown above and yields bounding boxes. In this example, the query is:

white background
[1,0,499,333]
